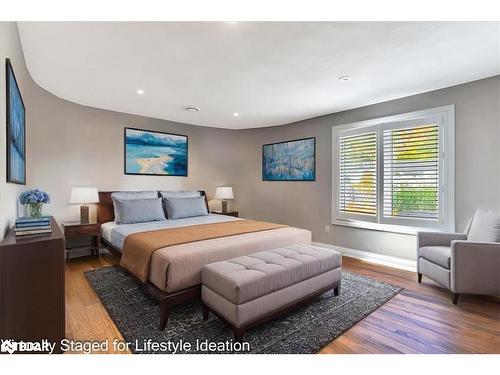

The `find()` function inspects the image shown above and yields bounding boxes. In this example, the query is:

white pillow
[159,190,201,199]
[467,208,500,242]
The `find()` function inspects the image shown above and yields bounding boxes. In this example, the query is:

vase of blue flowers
[19,189,51,217]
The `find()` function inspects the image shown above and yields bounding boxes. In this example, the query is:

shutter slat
[339,132,377,216]
[383,124,439,220]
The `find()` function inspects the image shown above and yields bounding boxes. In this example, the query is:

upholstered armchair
[417,208,500,304]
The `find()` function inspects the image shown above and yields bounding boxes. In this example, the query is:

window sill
[332,219,443,235]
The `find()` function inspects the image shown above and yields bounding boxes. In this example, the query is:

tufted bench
[201,244,342,342]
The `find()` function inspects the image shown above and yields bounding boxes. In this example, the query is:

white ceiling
[18,22,500,129]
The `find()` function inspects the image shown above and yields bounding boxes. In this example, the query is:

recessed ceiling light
[184,106,200,112]
[136,89,144,95]
[339,76,351,82]
[233,112,239,117]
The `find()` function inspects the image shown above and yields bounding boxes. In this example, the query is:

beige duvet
[147,227,312,292]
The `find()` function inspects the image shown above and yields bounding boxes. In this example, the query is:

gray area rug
[85,266,401,354]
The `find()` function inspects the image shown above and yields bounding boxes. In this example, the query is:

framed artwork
[124,127,188,176]
[262,137,316,181]
[6,58,26,185]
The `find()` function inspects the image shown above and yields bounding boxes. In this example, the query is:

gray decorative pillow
[159,190,201,199]
[163,197,208,220]
[113,198,166,224]
[111,191,158,223]
[467,208,500,242]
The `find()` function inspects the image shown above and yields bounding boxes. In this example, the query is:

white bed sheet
[101,214,242,250]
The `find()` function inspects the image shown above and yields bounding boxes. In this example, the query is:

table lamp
[70,187,99,223]
[215,187,234,213]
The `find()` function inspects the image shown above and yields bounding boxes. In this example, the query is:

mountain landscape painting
[124,128,188,176]
[262,137,315,181]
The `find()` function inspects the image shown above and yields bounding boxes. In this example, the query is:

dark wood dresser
[0,217,65,353]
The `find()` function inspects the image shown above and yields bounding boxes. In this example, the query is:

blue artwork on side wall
[124,127,188,176]
[262,137,316,181]
[6,59,26,185]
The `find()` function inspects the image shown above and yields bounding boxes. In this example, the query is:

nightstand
[212,211,239,217]
[62,221,100,259]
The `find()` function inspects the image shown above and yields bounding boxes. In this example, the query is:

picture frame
[124,127,188,176]
[6,58,26,185]
[262,137,316,181]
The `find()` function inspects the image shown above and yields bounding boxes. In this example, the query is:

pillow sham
[163,196,208,220]
[111,191,158,223]
[113,197,166,224]
[159,190,201,199]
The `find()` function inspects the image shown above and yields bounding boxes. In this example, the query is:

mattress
[101,213,242,250]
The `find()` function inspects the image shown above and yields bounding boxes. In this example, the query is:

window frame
[332,105,455,234]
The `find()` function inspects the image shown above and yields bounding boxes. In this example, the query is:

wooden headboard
[97,190,210,224]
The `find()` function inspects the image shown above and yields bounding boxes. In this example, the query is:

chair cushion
[419,246,451,269]
[201,244,341,304]
[467,208,500,242]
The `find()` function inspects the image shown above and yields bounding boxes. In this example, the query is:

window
[339,132,377,219]
[332,106,455,233]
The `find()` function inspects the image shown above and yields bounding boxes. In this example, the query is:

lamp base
[221,200,228,214]
[80,205,90,224]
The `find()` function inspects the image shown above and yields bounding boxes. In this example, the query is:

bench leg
[418,273,422,283]
[334,286,340,296]
[202,303,210,321]
[452,292,459,305]
[159,301,171,331]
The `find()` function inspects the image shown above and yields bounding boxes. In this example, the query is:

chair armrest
[417,231,467,248]
[450,240,500,294]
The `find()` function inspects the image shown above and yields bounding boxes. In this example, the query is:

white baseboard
[311,242,417,272]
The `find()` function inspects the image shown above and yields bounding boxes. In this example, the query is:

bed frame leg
[159,301,171,331]
[202,303,210,321]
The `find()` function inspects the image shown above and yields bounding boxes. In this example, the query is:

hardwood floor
[65,253,500,354]
[65,254,128,354]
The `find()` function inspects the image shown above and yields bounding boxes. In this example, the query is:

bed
[97,191,312,330]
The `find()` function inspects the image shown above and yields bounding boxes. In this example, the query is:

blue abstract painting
[262,138,315,181]
[6,59,26,185]
[124,128,188,176]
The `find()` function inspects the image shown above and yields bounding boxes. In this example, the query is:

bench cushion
[201,244,341,304]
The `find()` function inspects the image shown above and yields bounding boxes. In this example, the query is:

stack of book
[15,216,52,236]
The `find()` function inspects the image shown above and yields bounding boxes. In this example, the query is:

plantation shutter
[339,132,377,216]
[383,124,439,220]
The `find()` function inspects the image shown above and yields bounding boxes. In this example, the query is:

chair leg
[452,292,459,305]
[417,273,422,283]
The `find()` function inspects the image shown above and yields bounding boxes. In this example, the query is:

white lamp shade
[215,187,234,200]
[70,187,99,204]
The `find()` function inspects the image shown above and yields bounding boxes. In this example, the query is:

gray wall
[0,22,30,236]
[234,76,500,261]
[2,22,499,264]
[0,22,242,238]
